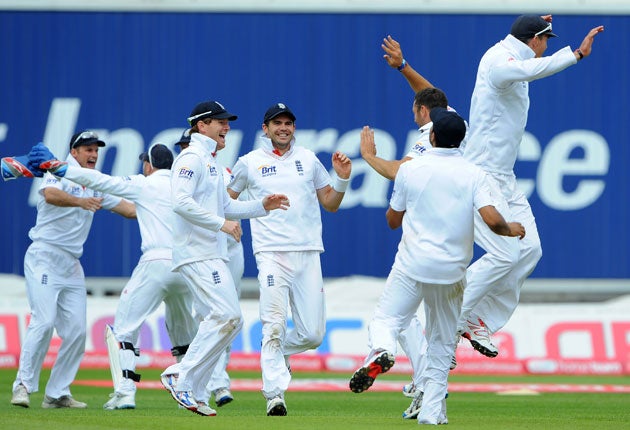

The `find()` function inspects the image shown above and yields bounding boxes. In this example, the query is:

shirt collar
[502,34,536,60]
[260,135,296,158]
[190,132,218,157]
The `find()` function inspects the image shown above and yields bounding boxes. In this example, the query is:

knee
[299,329,324,350]
[219,315,243,336]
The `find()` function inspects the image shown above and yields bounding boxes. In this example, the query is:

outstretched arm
[382,35,434,93]
[573,25,605,61]
[360,125,410,180]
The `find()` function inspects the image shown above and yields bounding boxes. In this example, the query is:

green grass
[2,369,630,429]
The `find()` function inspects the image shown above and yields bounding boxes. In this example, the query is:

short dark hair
[414,88,448,111]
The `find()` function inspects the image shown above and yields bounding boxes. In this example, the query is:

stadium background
[0,1,628,374]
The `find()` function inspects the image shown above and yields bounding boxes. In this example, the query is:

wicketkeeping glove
[29,142,68,178]
[0,142,51,181]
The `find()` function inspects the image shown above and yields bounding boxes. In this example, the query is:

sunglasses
[72,131,98,148]
[534,22,553,37]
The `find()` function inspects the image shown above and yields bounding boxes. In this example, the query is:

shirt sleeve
[473,171,498,210]
[228,157,248,193]
[389,164,408,212]
[489,46,576,88]
[63,166,143,201]
[38,172,63,195]
[313,155,333,191]
[171,152,225,232]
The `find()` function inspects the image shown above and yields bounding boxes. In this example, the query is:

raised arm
[382,35,435,93]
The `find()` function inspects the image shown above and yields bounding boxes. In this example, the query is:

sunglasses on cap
[534,22,553,37]
[72,131,99,148]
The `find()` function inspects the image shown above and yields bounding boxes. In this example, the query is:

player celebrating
[228,103,352,416]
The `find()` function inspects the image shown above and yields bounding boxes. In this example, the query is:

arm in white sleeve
[63,165,143,201]
[171,153,225,232]
[490,46,576,88]
[224,190,268,219]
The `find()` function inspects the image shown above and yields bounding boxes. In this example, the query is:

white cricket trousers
[112,253,198,395]
[256,251,326,399]
[366,267,462,424]
[460,173,542,333]
[14,242,86,399]
[162,259,242,403]
[207,240,244,394]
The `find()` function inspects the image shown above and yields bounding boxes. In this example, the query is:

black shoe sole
[468,339,499,358]
[267,404,287,416]
[349,352,395,393]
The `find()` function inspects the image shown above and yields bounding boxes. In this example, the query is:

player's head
[139,143,174,176]
[429,107,467,149]
[413,88,448,128]
[69,130,105,169]
[174,128,191,152]
[187,100,237,151]
[262,103,296,152]
[510,15,557,57]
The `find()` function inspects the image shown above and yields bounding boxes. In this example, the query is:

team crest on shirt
[212,271,221,285]
[258,164,277,177]
[178,167,194,179]
[295,160,304,175]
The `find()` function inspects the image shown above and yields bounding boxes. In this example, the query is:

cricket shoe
[161,373,198,412]
[103,392,135,410]
[266,395,287,416]
[195,401,217,416]
[460,316,498,358]
[11,383,30,407]
[402,382,417,398]
[349,350,395,393]
[213,388,234,407]
[450,354,457,370]
[402,391,423,419]
[42,395,87,409]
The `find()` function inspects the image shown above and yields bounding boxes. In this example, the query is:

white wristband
[332,176,350,193]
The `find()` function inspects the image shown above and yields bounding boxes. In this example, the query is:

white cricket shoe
[402,391,423,419]
[266,395,287,416]
[11,383,30,408]
[42,395,87,409]
[195,401,217,416]
[103,392,136,410]
[213,388,234,407]
[402,382,417,398]
[460,316,498,358]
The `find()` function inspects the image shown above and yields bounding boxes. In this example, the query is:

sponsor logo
[410,143,427,155]
[178,167,194,179]
[208,165,218,176]
[259,165,277,177]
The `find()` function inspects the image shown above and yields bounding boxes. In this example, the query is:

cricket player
[160,100,289,417]
[9,132,135,409]
[351,108,525,425]
[228,103,352,416]
[34,142,199,410]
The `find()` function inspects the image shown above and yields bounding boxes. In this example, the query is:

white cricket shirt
[229,136,331,253]
[464,34,577,175]
[28,154,122,258]
[63,166,174,261]
[390,148,496,283]
[170,133,267,268]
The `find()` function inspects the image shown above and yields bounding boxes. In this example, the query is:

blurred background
[0,0,628,375]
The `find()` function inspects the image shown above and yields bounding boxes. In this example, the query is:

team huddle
[3,14,602,425]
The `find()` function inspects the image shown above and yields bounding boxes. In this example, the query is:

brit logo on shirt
[266,274,275,287]
[178,167,194,179]
[208,165,218,176]
[295,160,304,175]
[259,164,277,177]
[410,143,427,155]
[212,271,221,285]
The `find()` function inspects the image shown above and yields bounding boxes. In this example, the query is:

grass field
[2,368,630,429]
